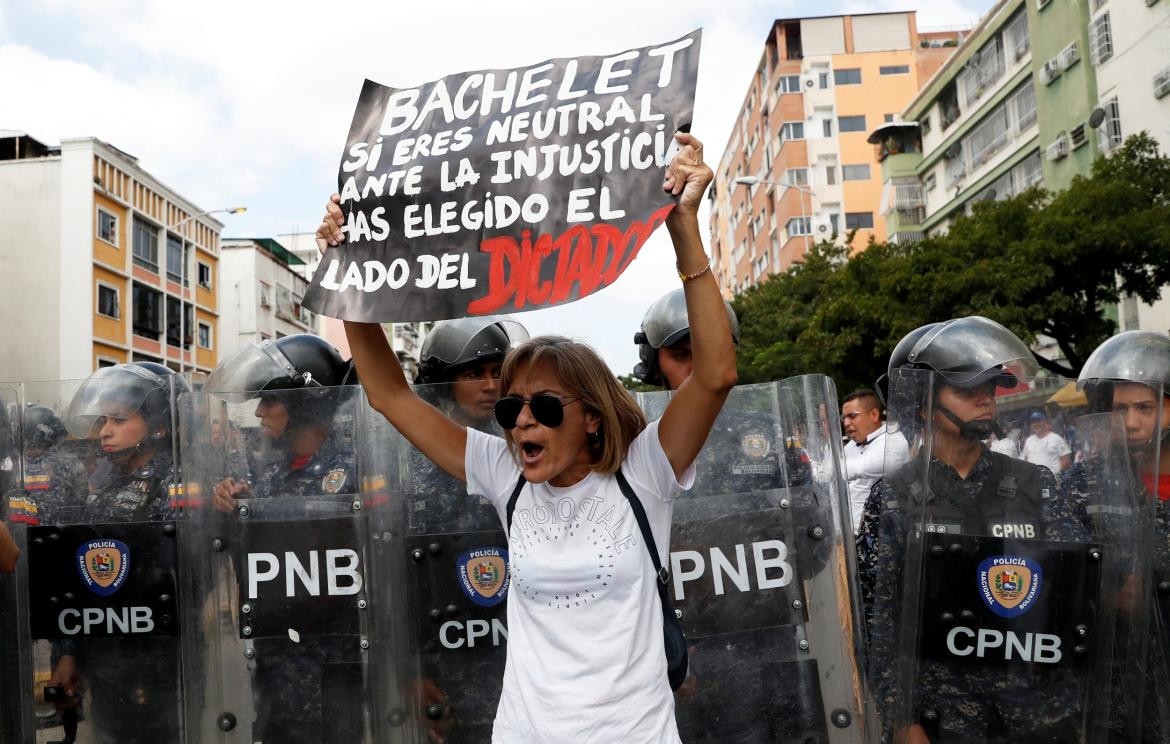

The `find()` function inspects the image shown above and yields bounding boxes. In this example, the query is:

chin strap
[936,403,1004,441]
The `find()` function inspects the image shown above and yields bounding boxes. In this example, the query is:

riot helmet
[23,404,66,453]
[1078,331,1170,450]
[893,316,1035,441]
[205,335,349,402]
[64,361,186,452]
[632,289,741,387]
[415,317,529,385]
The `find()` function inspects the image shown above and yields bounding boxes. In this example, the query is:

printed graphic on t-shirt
[510,491,638,611]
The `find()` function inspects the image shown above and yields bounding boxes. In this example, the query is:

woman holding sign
[317,132,734,742]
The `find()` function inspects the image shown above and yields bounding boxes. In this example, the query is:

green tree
[617,373,658,393]
[733,133,1170,385]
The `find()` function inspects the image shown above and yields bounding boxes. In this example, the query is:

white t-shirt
[465,419,694,744]
[990,436,1019,458]
[842,424,909,533]
[1021,431,1071,475]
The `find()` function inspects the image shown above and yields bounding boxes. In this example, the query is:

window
[197,262,212,289]
[1099,97,1122,151]
[96,283,120,318]
[960,36,1005,107]
[198,322,212,350]
[166,296,193,348]
[786,168,809,186]
[825,165,837,185]
[132,217,158,271]
[920,115,933,136]
[828,213,841,234]
[845,212,875,230]
[884,114,895,123]
[1012,79,1037,131]
[259,282,272,307]
[924,173,937,191]
[842,164,872,181]
[834,68,862,85]
[838,115,867,133]
[132,282,162,339]
[97,358,118,369]
[776,74,801,94]
[880,65,910,75]
[1004,9,1030,60]
[786,217,812,236]
[940,84,961,130]
[166,234,187,284]
[780,122,805,142]
[823,119,833,137]
[97,208,118,246]
[819,72,830,89]
[1090,12,1113,65]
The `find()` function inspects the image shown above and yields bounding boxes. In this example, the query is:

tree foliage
[733,133,1170,389]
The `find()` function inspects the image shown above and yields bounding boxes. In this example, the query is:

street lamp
[733,176,815,257]
[166,207,246,373]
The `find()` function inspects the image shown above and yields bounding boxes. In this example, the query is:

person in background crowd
[989,427,1021,458]
[841,389,908,533]
[1021,410,1071,476]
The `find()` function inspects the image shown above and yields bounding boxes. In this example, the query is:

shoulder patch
[322,468,349,494]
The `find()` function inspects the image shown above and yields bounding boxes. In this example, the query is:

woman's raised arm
[317,195,468,481]
[656,133,738,479]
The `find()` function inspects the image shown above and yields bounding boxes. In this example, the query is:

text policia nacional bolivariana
[318,37,694,299]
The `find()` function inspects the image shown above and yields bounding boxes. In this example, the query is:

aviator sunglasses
[494,393,582,430]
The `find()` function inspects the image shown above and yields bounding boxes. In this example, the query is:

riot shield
[6,375,187,744]
[0,383,27,743]
[379,377,867,743]
[180,382,403,743]
[871,367,1148,742]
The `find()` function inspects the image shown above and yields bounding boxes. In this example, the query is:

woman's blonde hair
[498,335,646,475]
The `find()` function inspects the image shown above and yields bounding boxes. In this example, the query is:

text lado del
[303,30,701,322]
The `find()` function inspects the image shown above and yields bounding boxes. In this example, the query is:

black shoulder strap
[615,468,672,593]
[505,473,526,534]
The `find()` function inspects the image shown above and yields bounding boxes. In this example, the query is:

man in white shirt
[1020,410,1071,475]
[841,389,909,533]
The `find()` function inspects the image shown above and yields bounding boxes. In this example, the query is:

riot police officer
[866,317,1096,743]
[1071,330,1170,741]
[9,405,86,527]
[634,289,839,742]
[46,361,185,744]
[204,334,361,743]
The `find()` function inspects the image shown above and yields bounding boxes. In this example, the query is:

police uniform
[673,407,830,743]
[245,436,364,744]
[54,449,182,744]
[9,446,88,526]
[867,449,1087,743]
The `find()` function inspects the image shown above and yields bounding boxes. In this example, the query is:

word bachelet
[303,30,701,322]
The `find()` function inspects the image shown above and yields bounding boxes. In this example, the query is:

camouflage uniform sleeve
[1039,467,1090,542]
[868,490,906,721]
[854,479,887,633]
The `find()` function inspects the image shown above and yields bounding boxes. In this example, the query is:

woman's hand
[315,193,345,254]
[662,132,713,222]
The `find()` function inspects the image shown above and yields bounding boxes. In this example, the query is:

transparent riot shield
[871,368,1148,742]
[7,375,186,744]
[0,383,27,743]
[181,383,401,743]
[637,377,868,743]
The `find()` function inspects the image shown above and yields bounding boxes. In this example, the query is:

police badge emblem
[77,539,131,596]
[978,555,1041,618]
[740,433,771,459]
[321,468,348,494]
[456,547,510,607]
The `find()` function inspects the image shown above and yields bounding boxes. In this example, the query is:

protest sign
[304,30,701,322]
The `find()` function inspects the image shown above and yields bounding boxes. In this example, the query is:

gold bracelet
[678,258,711,283]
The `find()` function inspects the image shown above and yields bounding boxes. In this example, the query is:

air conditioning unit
[1046,134,1071,161]
[1070,124,1088,149]
[805,77,816,88]
[1155,69,1170,100]
[1059,41,1080,70]
[1041,59,1062,84]
[818,224,828,233]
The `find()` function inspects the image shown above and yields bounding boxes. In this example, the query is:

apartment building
[709,13,963,295]
[0,132,226,381]
[218,238,316,360]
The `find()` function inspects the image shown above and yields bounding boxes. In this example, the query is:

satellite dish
[1088,106,1107,129]
[945,143,962,159]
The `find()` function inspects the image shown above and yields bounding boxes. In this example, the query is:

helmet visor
[908,316,1037,387]
[64,365,168,438]
[1078,331,1170,390]
[422,317,530,368]
[204,340,308,403]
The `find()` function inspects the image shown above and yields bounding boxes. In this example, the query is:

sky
[0,0,985,376]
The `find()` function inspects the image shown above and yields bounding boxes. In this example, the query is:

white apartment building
[218,238,315,359]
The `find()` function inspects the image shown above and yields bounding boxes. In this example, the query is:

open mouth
[520,441,545,465]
